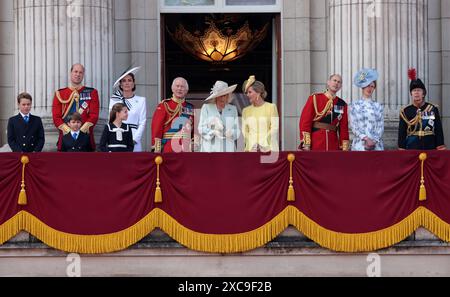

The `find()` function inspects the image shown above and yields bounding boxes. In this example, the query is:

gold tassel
[419,185,427,202]
[287,154,296,202]
[18,156,30,206]
[155,156,163,203]
[419,153,428,201]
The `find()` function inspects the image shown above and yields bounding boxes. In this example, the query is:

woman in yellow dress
[242,76,279,152]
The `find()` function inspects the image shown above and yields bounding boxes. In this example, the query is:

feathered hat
[408,68,427,96]
[243,75,256,94]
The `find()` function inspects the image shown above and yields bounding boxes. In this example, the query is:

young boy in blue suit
[61,112,93,152]
[7,92,45,152]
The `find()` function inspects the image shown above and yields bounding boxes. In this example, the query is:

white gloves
[208,117,224,132]
[225,129,234,140]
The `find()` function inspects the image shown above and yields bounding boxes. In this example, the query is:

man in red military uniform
[52,64,100,151]
[299,74,350,151]
[151,77,194,153]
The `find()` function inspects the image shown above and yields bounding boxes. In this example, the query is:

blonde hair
[248,81,268,100]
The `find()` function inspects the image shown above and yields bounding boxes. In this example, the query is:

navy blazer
[7,114,45,153]
[61,132,93,152]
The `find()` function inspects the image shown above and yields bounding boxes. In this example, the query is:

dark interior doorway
[162,13,276,113]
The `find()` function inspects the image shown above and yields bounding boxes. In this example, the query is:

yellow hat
[243,75,256,93]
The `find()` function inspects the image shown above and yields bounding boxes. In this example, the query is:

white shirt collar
[19,112,30,118]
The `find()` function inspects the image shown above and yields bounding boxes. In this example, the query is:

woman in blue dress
[350,68,384,151]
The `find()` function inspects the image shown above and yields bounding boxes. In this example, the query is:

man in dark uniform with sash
[299,74,350,151]
[52,64,100,151]
[398,69,446,150]
[151,77,194,153]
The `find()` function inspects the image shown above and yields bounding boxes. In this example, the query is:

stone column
[129,0,159,152]
[282,0,312,150]
[329,0,428,148]
[0,0,15,150]
[15,0,113,151]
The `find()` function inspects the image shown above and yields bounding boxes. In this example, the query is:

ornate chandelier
[169,21,269,63]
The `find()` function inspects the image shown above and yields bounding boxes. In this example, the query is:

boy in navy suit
[7,92,45,152]
[61,112,93,152]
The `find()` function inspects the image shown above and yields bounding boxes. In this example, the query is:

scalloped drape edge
[0,207,449,254]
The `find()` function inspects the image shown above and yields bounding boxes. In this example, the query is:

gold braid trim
[163,97,185,127]
[400,105,436,138]
[80,122,94,134]
[153,138,162,153]
[313,94,334,122]
[57,88,81,119]
[302,132,311,146]
[58,124,71,135]
[1,207,450,253]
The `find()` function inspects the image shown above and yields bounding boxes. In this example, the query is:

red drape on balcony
[0,151,449,254]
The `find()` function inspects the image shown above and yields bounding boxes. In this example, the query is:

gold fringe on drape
[156,208,290,254]
[288,206,427,252]
[1,207,450,254]
[0,211,158,254]
[0,212,24,245]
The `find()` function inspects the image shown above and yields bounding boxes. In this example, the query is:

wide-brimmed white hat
[205,81,238,103]
[113,66,141,89]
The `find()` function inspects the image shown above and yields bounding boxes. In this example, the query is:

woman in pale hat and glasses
[242,76,279,152]
[350,68,385,151]
[109,66,147,152]
[198,81,240,152]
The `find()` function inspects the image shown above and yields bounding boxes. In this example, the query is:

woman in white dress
[350,68,384,151]
[109,67,147,152]
[198,81,240,152]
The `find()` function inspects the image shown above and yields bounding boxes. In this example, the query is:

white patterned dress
[349,99,384,151]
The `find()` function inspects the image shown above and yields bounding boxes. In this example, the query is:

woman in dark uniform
[398,69,446,151]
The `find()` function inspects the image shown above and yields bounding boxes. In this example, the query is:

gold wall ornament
[419,153,428,201]
[287,154,296,202]
[168,21,269,63]
[18,156,30,206]
[155,156,164,203]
